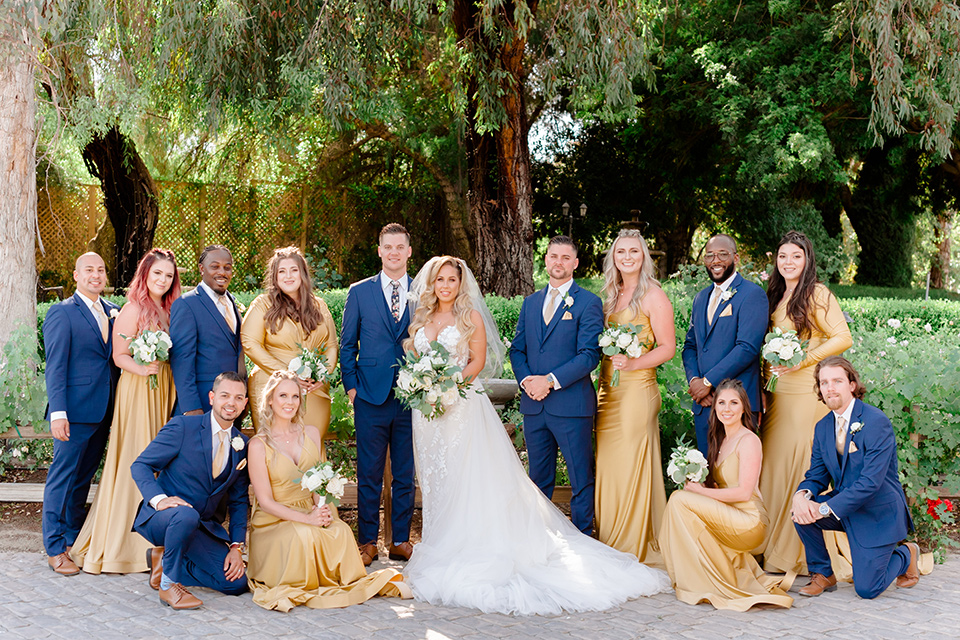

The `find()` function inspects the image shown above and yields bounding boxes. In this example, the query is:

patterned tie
[543,288,560,325]
[390,280,401,321]
[213,430,228,477]
[835,415,847,455]
[707,286,722,325]
[93,302,109,343]
[218,296,236,333]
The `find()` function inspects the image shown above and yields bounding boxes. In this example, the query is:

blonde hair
[601,229,660,321]
[403,256,477,360]
[257,371,304,449]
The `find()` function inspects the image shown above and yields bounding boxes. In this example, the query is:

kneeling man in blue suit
[132,371,250,610]
[792,356,919,598]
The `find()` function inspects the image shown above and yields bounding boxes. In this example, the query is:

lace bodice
[414,325,467,367]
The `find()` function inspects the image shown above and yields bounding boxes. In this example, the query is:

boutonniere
[406,290,418,303]
[849,421,863,434]
[109,308,120,320]
[231,436,245,451]
[235,301,247,314]
[563,294,575,309]
[720,288,736,302]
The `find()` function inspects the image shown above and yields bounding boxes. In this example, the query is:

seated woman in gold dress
[659,379,792,611]
[246,371,410,611]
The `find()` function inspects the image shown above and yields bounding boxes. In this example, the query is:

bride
[402,256,671,616]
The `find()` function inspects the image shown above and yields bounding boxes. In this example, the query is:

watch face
[819,504,830,515]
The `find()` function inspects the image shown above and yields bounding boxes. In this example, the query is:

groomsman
[131,372,250,609]
[42,252,120,575]
[340,223,416,565]
[792,356,919,599]
[170,245,244,416]
[681,234,767,457]
[510,236,603,535]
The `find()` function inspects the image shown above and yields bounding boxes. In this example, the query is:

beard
[708,261,736,284]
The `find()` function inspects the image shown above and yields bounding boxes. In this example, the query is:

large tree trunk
[81,126,159,288]
[454,1,535,297]
[0,4,38,344]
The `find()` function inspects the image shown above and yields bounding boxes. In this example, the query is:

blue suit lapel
[822,413,843,482]
[703,273,742,341]
[370,273,397,333]
[74,293,108,352]
[394,274,414,338]
[199,413,215,491]
[839,400,863,482]
[542,282,574,344]
[194,288,236,343]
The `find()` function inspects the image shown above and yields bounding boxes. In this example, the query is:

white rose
[432,356,446,367]
[626,344,643,359]
[301,472,324,492]
[598,334,613,348]
[319,465,336,481]
[616,334,632,349]
[887,318,901,329]
[426,390,439,404]
[564,295,574,307]
[767,338,784,352]
[288,357,303,372]
[326,476,346,498]
[688,450,708,465]
[441,388,459,407]
[397,369,414,392]
[413,360,431,373]
[778,345,795,360]
[666,461,678,477]
[231,436,244,451]
[146,333,159,345]
[421,377,433,390]
[160,333,173,348]
[453,371,464,384]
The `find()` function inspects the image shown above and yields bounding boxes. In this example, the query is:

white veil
[408,257,506,380]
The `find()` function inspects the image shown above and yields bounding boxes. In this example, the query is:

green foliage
[0,439,54,477]
[305,244,345,291]
[0,325,47,437]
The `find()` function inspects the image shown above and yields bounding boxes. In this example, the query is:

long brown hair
[706,379,756,488]
[766,230,820,339]
[262,247,324,334]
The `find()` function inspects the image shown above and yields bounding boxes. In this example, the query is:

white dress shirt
[701,272,738,387]
[380,272,409,319]
[50,292,106,423]
[522,279,575,392]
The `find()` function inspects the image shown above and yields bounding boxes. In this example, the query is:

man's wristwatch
[702,377,713,388]
[547,373,557,389]
[818,503,831,517]
[229,542,246,554]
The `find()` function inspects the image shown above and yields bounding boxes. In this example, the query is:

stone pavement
[1,551,957,640]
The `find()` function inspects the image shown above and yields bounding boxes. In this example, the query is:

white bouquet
[667,438,710,487]
[121,329,172,389]
[598,322,649,387]
[288,344,331,384]
[296,461,347,507]
[395,342,470,420]
[761,327,808,392]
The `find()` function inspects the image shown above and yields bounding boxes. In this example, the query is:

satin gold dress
[758,284,852,573]
[660,448,792,611]
[595,307,666,564]
[247,436,407,612]
[72,360,176,574]
[241,293,338,444]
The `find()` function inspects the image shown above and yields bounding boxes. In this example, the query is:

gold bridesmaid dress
[247,436,407,611]
[241,293,339,445]
[758,284,852,573]
[72,362,176,573]
[659,450,792,611]
[595,307,666,564]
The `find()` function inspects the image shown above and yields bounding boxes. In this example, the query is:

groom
[131,372,250,609]
[510,236,603,535]
[681,234,767,457]
[792,356,919,599]
[340,223,416,565]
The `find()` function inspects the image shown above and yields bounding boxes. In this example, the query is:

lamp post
[563,202,587,236]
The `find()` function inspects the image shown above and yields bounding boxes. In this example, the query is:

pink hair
[126,248,182,331]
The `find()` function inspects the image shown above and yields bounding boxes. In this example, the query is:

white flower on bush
[599,334,614,348]
[887,337,897,345]
[887,318,901,329]
[900,340,909,346]
[879,351,886,357]
[924,323,932,332]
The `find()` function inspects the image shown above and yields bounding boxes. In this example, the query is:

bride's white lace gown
[404,326,672,615]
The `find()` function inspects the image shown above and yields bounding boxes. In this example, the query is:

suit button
[539,349,544,354]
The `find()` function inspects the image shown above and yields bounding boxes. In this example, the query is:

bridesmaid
[659,380,792,611]
[758,231,852,575]
[71,249,181,574]
[595,229,675,563]
[246,371,410,611]
[241,246,338,448]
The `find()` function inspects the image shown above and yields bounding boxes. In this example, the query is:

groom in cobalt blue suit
[42,252,120,575]
[340,223,416,565]
[511,236,603,535]
[792,356,919,599]
[170,245,244,416]
[131,372,250,610]
[682,234,767,457]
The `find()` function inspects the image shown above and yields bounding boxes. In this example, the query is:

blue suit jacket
[681,273,767,415]
[131,413,249,545]
[169,287,243,414]
[339,273,413,406]
[43,293,120,423]
[510,281,603,417]
[798,399,913,550]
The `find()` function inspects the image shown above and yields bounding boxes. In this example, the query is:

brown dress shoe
[48,553,80,576]
[359,542,378,566]
[896,542,920,588]
[799,573,837,596]
[389,541,414,561]
[159,583,202,610]
[146,547,164,591]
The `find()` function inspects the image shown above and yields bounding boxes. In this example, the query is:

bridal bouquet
[667,438,710,487]
[297,461,347,507]
[288,344,331,384]
[121,329,172,389]
[761,327,808,392]
[598,323,648,387]
[395,342,469,420]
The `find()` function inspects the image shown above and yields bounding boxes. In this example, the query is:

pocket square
[848,442,858,454]
[562,311,573,320]
[718,306,733,318]
[236,458,247,471]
